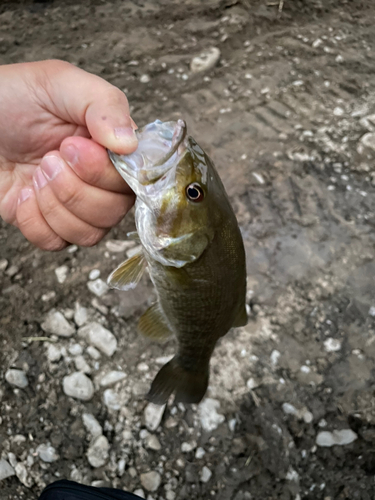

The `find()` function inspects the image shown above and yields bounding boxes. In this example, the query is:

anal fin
[137,303,173,342]
[107,252,146,291]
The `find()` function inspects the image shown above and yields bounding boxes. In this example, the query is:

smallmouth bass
[108,119,247,404]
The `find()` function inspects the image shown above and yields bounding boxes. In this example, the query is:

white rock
[166,491,176,500]
[15,462,29,486]
[198,398,225,432]
[55,265,68,283]
[333,106,344,116]
[47,344,62,362]
[118,458,126,476]
[144,403,165,431]
[69,343,83,356]
[133,489,145,499]
[0,259,8,272]
[41,310,75,337]
[41,291,56,302]
[303,411,314,424]
[195,447,205,459]
[87,435,110,468]
[140,74,151,83]
[87,346,101,360]
[5,369,28,389]
[74,302,89,327]
[181,440,197,453]
[100,371,127,387]
[190,47,220,73]
[78,322,117,357]
[360,132,375,151]
[89,269,101,280]
[105,240,135,252]
[87,279,109,297]
[63,372,94,401]
[36,443,59,463]
[74,355,91,374]
[316,429,357,447]
[103,389,121,411]
[369,306,375,317]
[246,378,259,390]
[324,338,341,352]
[282,403,298,416]
[0,459,15,481]
[200,466,212,483]
[145,434,161,451]
[82,413,103,438]
[270,349,281,366]
[140,471,161,492]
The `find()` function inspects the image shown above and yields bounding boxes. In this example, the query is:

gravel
[86,435,110,468]
[63,372,94,401]
[36,443,59,463]
[144,403,165,431]
[5,369,28,388]
[190,47,220,73]
[87,278,109,297]
[198,398,225,432]
[0,459,15,481]
[82,413,103,438]
[99,370,127,387]
[316,429,358,447]
[78,322,117,357]
[200,466,212,483]
[140,471,161,492]
[41,310,76,337]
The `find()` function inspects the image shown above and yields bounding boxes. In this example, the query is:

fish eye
[186,183,204,202]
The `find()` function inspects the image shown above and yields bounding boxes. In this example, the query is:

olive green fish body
[108,119,247,404]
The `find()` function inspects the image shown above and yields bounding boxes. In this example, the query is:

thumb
[37,60,138,154]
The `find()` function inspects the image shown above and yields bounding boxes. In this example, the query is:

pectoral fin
[107,252,146,291]
[137,303,173,342]
[232,304,248,328]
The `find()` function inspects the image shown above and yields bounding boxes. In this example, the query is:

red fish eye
[186,183,204,202]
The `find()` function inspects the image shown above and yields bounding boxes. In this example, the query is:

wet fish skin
[108,119,247,404]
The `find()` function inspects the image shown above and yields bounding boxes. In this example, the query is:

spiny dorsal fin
[107,252,146,291]
[232,305,248,328]
[137,303,173,342]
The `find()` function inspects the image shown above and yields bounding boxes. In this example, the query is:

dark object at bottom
[39,479,143,500]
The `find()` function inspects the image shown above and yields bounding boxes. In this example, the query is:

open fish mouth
[108,119,187,191]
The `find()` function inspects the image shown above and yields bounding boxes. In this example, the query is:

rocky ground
[2,0,375,499]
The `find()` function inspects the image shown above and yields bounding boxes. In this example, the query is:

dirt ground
[2,0,375,499]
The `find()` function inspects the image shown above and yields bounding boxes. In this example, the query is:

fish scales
[108,119,247,404]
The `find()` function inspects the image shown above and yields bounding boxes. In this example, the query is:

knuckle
[56,183,82,209]
[40,237,67,252]
[78,228,107,248]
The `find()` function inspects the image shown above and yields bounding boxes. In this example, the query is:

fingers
[60,136,133,194]
[32,166,108,247]
[39,152,134,228]
[16,187,67,251]
[36,60,138,154]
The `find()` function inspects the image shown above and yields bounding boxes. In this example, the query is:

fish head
[109,119,218,267]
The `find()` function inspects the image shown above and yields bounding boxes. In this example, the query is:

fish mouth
[108,119,187,193]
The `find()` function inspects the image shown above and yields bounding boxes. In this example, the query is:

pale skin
[0,59,138,251]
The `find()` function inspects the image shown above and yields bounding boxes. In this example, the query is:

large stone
[87,279,109,297]
[82,413,103,438]
[144,403,165,431]
[99,371,127,387]
[103,389,121,411]
[41,310,75,337]
[36,443,59,463]
[0,459,15,481]
[78,322,117,357]
[190,47,220,73]
[5,369,28,389]
[87,435,110,468]
[140,471,161,492]
[63,372,94,401]
[316,429,357,447]
[198,398,225,432]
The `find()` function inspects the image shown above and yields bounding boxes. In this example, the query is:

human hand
[0,59,138,250]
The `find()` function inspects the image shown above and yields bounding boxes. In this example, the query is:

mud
[1,1,375,499]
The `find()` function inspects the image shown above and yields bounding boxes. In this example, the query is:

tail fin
[147,357,209,405]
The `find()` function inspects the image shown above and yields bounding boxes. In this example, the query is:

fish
[107,119,247,405]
